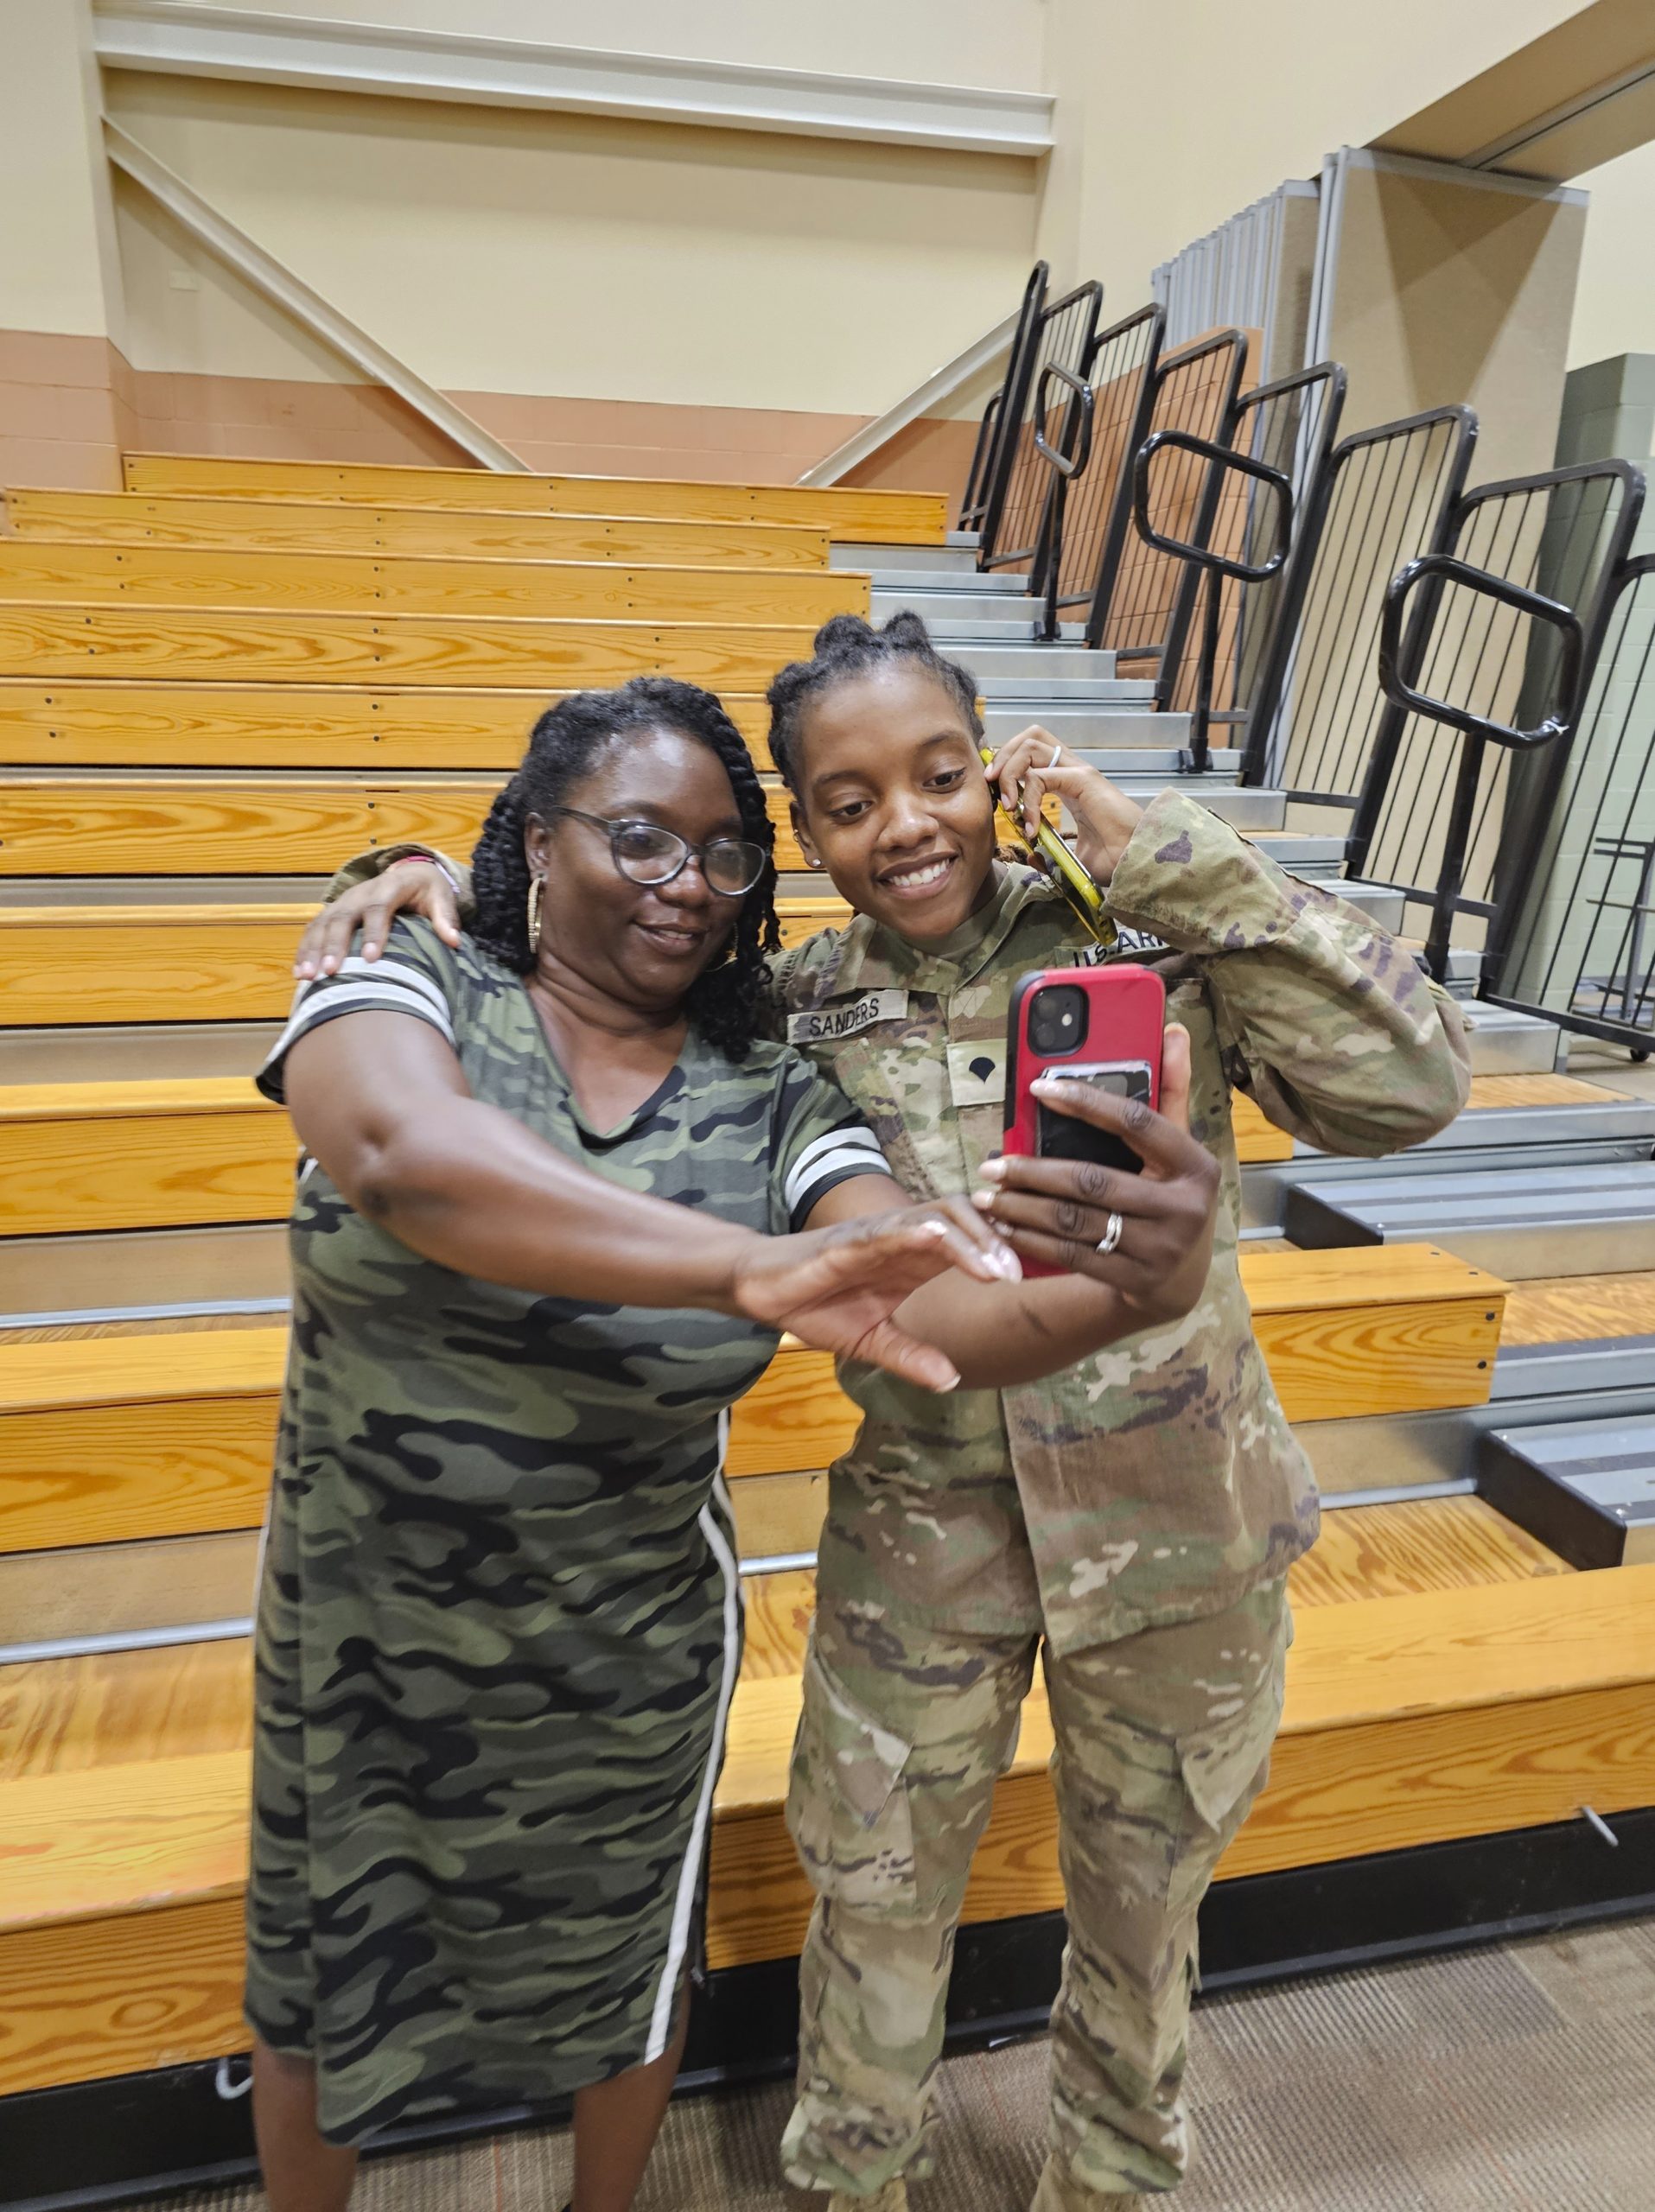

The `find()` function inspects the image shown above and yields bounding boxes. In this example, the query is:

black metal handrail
[1034,302,1164,639]
[1131,430,1295,772]
[1377,555,1585,749]
[1026,363,1097,642]
[980,278,1104,573]
[1477,543,1655,1052]
[1131,431,1292,582]
[1347,455,1645,981]
[1080,327,1249,682]
[1238,404,1479,798]
[960,261,1047,540]
[1033,362,1095,481]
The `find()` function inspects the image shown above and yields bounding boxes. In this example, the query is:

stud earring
[527,874,544,953]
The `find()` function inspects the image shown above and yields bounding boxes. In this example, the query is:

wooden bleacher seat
[0,681,777,770]
[0,604,817,691]
[3,489,837,570]
[0,1249,1509,1566]
[5,1557,1649,2094]
[0,541,871,627]
[118,454,947,543]
[0,898,850,1028]
[0,775,812,875]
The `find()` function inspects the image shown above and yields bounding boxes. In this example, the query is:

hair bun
[879,609,935,649]
[811,613,877,656]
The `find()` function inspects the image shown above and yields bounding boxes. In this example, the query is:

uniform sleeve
[323,842,477,918]
[1107,788,1472,1157]
[256,918,459,1105]
[772,1055,894,1232]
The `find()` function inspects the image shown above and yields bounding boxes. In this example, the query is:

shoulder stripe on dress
[783,1126,884,1218]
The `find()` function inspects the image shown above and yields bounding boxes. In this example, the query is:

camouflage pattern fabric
[780,1579,1290,2198]
[246,919,886,2144]
[771,788,1470,1655]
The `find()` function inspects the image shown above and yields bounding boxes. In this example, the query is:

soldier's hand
[985,726,1143,885]
[295,858,462,980]
[971,1025,1219,1315]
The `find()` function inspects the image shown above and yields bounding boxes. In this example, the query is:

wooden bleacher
[3,454,1653,2141]
[3,489,839,568]
[117,454,948,540]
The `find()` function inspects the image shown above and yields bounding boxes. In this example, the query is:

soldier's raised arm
[1107,789,1471,1158]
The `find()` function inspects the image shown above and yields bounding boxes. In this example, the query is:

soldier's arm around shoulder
[1106,790,1471,1157]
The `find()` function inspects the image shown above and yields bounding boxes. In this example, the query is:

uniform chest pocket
[785,1647,919,1916]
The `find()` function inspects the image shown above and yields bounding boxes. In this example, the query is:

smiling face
[789,663,998,945]
[524,724,745,1014]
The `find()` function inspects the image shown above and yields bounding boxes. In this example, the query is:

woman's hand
[728,1198,1022,1393]
[295,859,462,981]
[972,1025,1219,1320]
[987,726,1143,886]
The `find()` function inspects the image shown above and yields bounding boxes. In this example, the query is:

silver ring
[1047,742,1061,769]
[1096,1210,1124,1256]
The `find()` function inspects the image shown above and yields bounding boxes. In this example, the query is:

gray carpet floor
[150,1916,1655,2212]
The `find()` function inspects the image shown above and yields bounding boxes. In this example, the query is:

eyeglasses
[551,808,768,898]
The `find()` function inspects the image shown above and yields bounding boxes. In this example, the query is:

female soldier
[253,672,1217,2212]
[303,618,1467,2212]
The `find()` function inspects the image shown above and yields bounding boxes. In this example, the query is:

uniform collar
[827,862,1060,997]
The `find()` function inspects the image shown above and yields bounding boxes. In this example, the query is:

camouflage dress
[247,918,887,2144]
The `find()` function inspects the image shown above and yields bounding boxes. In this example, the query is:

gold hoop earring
[526,874,544,955]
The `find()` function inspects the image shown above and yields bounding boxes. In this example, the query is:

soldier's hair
[470,678,780,1061]
[766,612,983,800]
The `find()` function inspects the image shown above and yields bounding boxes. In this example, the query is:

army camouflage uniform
[768,790,1468,2201]
[330,788,1469,2195]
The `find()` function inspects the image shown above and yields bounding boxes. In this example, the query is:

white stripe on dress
[262,976,457,1077]
[643,1411,744,2062]
[782,1125,883,1217]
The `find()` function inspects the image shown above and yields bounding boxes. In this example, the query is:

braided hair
[470,677,780,1061]
[767,611,983,799]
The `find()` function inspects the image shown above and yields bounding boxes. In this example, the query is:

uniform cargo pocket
[785,1646,919,1914]
[1176,1641,1287,1839]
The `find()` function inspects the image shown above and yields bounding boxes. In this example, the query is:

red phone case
[1003,966,1166,1277]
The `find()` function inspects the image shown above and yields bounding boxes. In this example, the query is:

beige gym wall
[181,0,1050,93]
[1036,0,1605,315]
[1569,139,1655,371]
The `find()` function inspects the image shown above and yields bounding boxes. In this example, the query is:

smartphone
[1003,966,1166,1274]
[980,747,1118,950]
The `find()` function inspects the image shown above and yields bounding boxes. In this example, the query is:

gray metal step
[1478,1414,1655,1568]
[959,644,1117,680]
[1452,1003,1562,1075]
[1059,747,1243,777]
[977,675,1158,703]
[979,706,1162,745]
[1292,1380,1655,1497]
[1112,779,1286,830]
[900,618,1090,645]
[869,567,1030,595]
[1250,833,1350,870]
[1284,1160,1655,1278]
[831,541,979,574]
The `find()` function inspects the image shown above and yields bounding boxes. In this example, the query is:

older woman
[250,675,1218,2212]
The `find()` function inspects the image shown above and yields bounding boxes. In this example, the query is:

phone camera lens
[1028,983,1089,1057]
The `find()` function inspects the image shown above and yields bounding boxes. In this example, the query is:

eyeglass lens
[611,821,762,894]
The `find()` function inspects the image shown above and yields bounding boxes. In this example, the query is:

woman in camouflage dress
[258,676,1219,2212]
